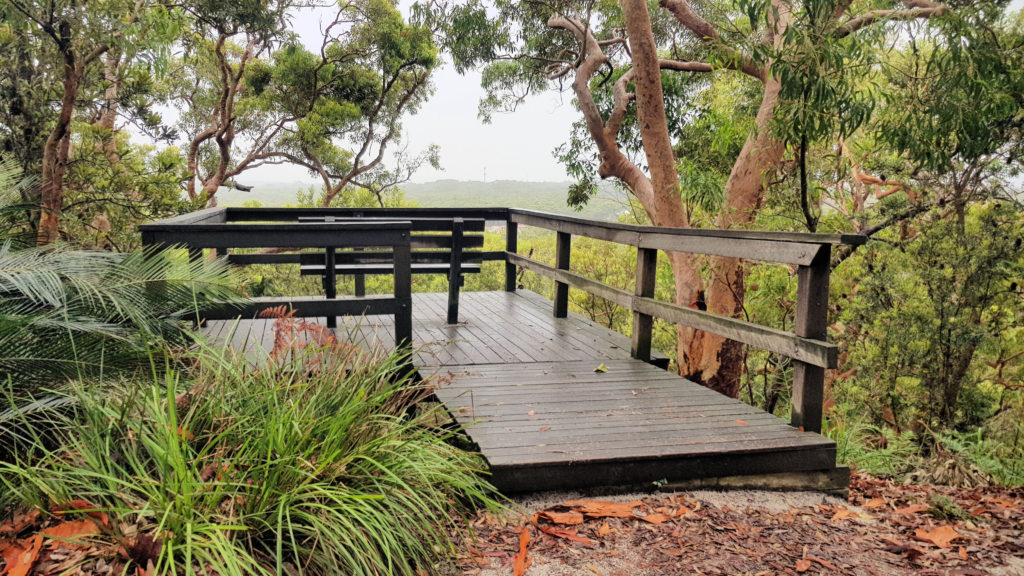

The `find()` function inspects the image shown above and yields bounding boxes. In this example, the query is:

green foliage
[0,344,500,575]
[836,203,1023,430]
[0,244,241,396]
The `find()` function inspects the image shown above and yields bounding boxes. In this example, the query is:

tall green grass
[1,343,501,575]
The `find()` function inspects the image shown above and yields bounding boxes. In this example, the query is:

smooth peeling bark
[621,0,713,377]
[698,77,786,397]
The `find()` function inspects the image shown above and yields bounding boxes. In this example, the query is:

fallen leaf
[539,426,550,432]
[796,558,812,572]
[538,510,585,526]
[562,500,642,518]
[594,363,607,373]
[831,507,859,521]
[673,506,691,517]
[883,540,925,561]
[513,528,531,576]
[637,513,670,525]
[896,504,930,515]
[863,497,886,509]
[536,525,596,546]
[808,557,838,570]
[598,522,611,537]
[735,419,749,426]
[527,411,535,417]
[42,519,100,546]
[2,534,43,576]
[959,545,968,560]
[0,510,40,537]
[55,499,110,528]
[914,525,962,548]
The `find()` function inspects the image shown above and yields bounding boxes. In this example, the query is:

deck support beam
[631,247,657,362]
[505,221,518,292]
[394,240,413,349]
[791,245,831,433]
[324,247,337,328]
[447,218,464,324]
[554,231,571,318]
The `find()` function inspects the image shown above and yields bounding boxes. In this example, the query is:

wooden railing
[504,209,866,434]
[140,206,865,433]
[139,207,415,346]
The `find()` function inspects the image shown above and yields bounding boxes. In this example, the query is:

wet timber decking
[202,290,842,493]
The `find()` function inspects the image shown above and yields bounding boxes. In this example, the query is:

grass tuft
[1,343,501,575]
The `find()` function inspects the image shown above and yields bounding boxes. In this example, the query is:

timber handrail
[140,209,414,347]
[504,209,866,433]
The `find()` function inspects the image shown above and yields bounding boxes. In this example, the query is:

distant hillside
[215,179,630,221]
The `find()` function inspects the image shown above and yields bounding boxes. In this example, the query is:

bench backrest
[296,217,485,265]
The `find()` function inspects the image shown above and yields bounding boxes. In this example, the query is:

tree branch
[836,1,950,37]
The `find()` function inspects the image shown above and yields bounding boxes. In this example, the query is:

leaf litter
[448,472,1024,576]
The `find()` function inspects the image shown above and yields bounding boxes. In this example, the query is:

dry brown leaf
[538,510,584,526]
[673,506,691,517]
[536,525,596,547]
[562,500,642,518]
[914,525,962,548]
[637,513,670,525]
[830,508,860,521]
[2,534,43,576]
[41,519,100,546]
[795,558,812,572]
[736,420,749,426]
[0,510,42,540]
[539,426,550,432]
[512,528,531,576]
[54,500,110,528]
[896,504,930,515]
[598,522,611,537]
[863,497,886,509]
[958,545,968,560]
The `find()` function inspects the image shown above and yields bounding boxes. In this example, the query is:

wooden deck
[202,290,844,493]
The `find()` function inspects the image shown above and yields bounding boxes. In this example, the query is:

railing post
[791,245,831,433]
[324,247,337,329]
[553,231,571,318]
[393,233,413,350]
[447,217,464,324]
[505,220,518,292]
[631,247,657,362]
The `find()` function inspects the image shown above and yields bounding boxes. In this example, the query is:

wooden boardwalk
[203,290,843,493]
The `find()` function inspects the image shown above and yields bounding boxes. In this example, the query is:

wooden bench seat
[298,217,484,324]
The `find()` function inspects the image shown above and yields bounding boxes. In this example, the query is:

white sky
[248,5,580,184]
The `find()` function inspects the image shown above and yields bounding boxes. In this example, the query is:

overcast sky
[248,5,580,184]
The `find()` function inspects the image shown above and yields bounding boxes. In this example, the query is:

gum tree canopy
[420,0,1022,396]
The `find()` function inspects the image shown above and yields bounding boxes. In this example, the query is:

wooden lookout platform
[142,207,865,494]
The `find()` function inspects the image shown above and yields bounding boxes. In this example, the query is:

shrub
[1,343,500,575]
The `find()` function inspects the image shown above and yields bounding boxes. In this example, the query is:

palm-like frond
[0,243,245,394]
[0,156,40,248]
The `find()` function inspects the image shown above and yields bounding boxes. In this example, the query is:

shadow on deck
[203,290,847,494]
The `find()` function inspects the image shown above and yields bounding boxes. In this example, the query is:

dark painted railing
[139,207,415,346]
[140,206,865,433]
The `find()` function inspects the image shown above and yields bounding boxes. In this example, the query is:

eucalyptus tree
[0,0,183,244]
[421,0,1019,397]
[176,0,438,208]
[172,0,299,204]
[251,0,439,207]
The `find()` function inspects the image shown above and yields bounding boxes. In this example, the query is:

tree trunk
[97,50,123,164]
[38,48,81,245]
[697,77,786,396]
[621,0,710,375]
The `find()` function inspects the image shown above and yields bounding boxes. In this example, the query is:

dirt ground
[447,472,1024,576]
